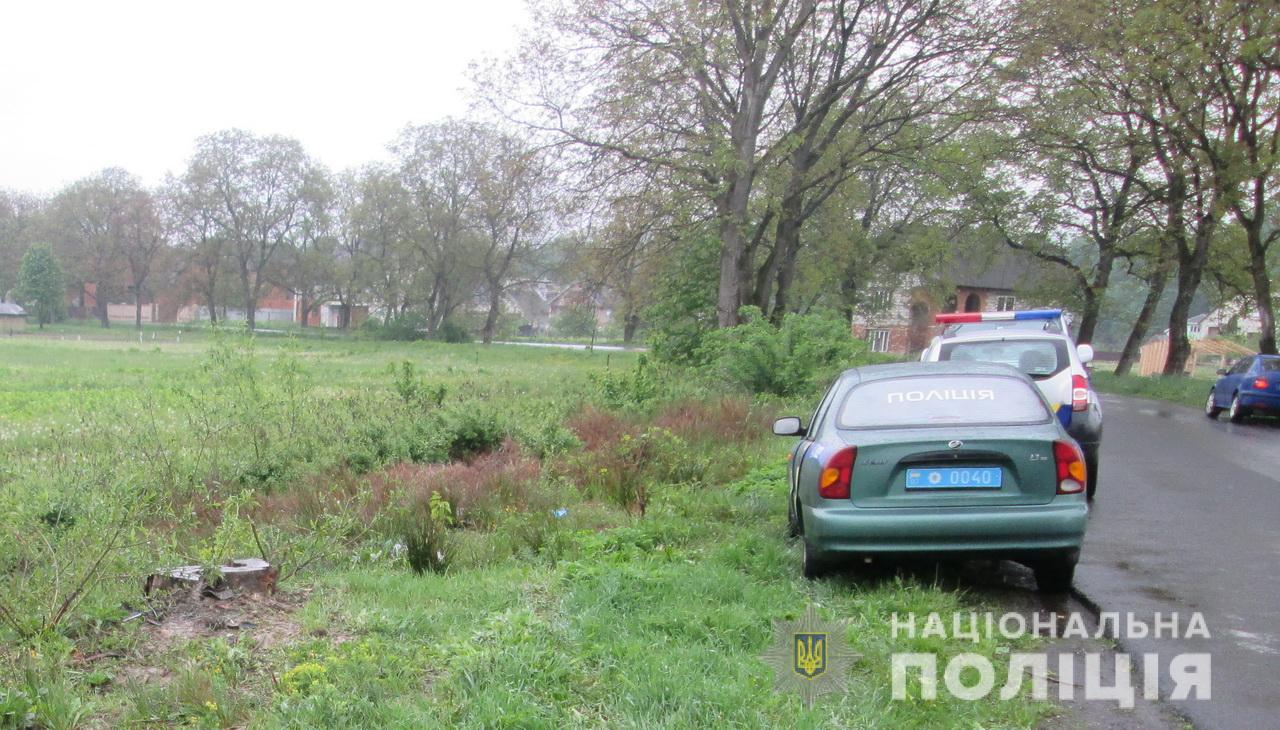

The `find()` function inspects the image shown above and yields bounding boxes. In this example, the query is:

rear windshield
[938,338,1069,380]
[836,374,1050,429]
[1261,359,1280,373]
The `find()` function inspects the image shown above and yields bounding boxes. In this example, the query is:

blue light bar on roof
[1013,309,1062,321]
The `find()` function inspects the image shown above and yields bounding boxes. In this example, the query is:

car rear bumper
[803,496,1088,556]
[1240,391,1280,411]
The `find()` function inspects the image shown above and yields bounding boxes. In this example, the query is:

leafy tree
[182,130,323,330]
[0,191,42,298]
[394,122,486,333]
[552,304,597,338]
[15,243,64,328]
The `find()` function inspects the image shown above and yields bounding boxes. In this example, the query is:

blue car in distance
[1206,354,1280,423]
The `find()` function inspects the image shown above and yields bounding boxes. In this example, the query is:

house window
[867,329,891,353]
[995,295,1016,312]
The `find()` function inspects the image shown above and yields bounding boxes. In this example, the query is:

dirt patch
[141,588,312,653]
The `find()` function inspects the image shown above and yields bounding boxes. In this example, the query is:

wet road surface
[1075,393,1280,729]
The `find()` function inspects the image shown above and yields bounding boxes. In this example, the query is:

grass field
[0,326,1057,728]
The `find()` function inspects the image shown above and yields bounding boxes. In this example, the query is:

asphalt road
[1075,392,1280,730]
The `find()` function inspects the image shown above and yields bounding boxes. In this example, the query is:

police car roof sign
[934,309,1062,324]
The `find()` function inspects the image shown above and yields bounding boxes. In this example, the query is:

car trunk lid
[840,426,1061,508]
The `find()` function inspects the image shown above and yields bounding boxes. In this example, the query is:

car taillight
[1053,441,1086,495]
[1253,377,1269,389]
[1071,374,1089,412]
[818,446,856,499]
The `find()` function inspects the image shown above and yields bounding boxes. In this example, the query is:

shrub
[441,407,505,461]
[375,446,543,530]
[643,233,719,362]
[390,361,447,408]
[361,313,428,341]
[398,490,455,574]
[557,423,699,515]
[695,306,873,397]
[433,319,472,344]
[590,354,662,410]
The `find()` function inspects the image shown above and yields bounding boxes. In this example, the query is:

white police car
[919,310,1103,499]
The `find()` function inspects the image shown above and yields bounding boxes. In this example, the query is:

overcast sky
[0,0,528,194]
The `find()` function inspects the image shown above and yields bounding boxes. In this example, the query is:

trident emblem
[794,633,827,679]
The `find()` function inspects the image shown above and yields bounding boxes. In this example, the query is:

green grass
[0,332,1055,728]
[1090,370,1215,409]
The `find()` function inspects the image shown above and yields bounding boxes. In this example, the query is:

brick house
[850,253,1038,356]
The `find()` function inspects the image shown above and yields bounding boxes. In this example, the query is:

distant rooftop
[0,303,27,316]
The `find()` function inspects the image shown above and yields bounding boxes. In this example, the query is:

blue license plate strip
[905,467,1003,489]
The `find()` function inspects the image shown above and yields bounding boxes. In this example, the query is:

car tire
[1229,393,1249,423]
[1205,390,1222,419]
[1085,452,1099,501]
[802,539,828,579]
[787,497,801,538]
[1033,557,1076,593]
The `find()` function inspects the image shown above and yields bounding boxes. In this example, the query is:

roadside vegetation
[0,321,1057,728]
[1090,370,1216,411]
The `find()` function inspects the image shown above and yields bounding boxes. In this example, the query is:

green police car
[774,362,1089,591]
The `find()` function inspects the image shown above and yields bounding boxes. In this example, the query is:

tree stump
[145,558,277,598]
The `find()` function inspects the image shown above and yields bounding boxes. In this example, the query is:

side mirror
[772,416,806,437]
[1076,343,1094,364]
[1216,368,1227,376]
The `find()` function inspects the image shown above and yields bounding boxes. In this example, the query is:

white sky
[0,0,528,194]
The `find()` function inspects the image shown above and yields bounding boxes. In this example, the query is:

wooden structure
[1137,336,1255,376]
[0,302,27,334]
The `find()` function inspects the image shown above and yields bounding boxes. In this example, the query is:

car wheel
[1229,393,1249,423]
[1033,557,1076,593]
[802,539,828,579]
[1205,390,1222,419]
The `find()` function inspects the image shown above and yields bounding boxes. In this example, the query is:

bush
[695,306,874,397]
[643,233,719,362]
[552,305,598,338]
[397,491,455,574]
[359,312,425,340]
[440,407,506,461]
[590,354,663,410]
[433,319,472,344]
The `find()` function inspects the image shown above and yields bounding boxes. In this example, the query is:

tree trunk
[1075,247,1116,345]
[716,210,745,327]
[1164,223,1213,376]
[242,268,257,330]
[135,298,143,329]
[1115,263,1170,376]
[1243,220,1277,355]
[97,295,110,329]
[481,283,502,344]
[244,289,257,331]
[205,289,218,325]
[623,311,639,344]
